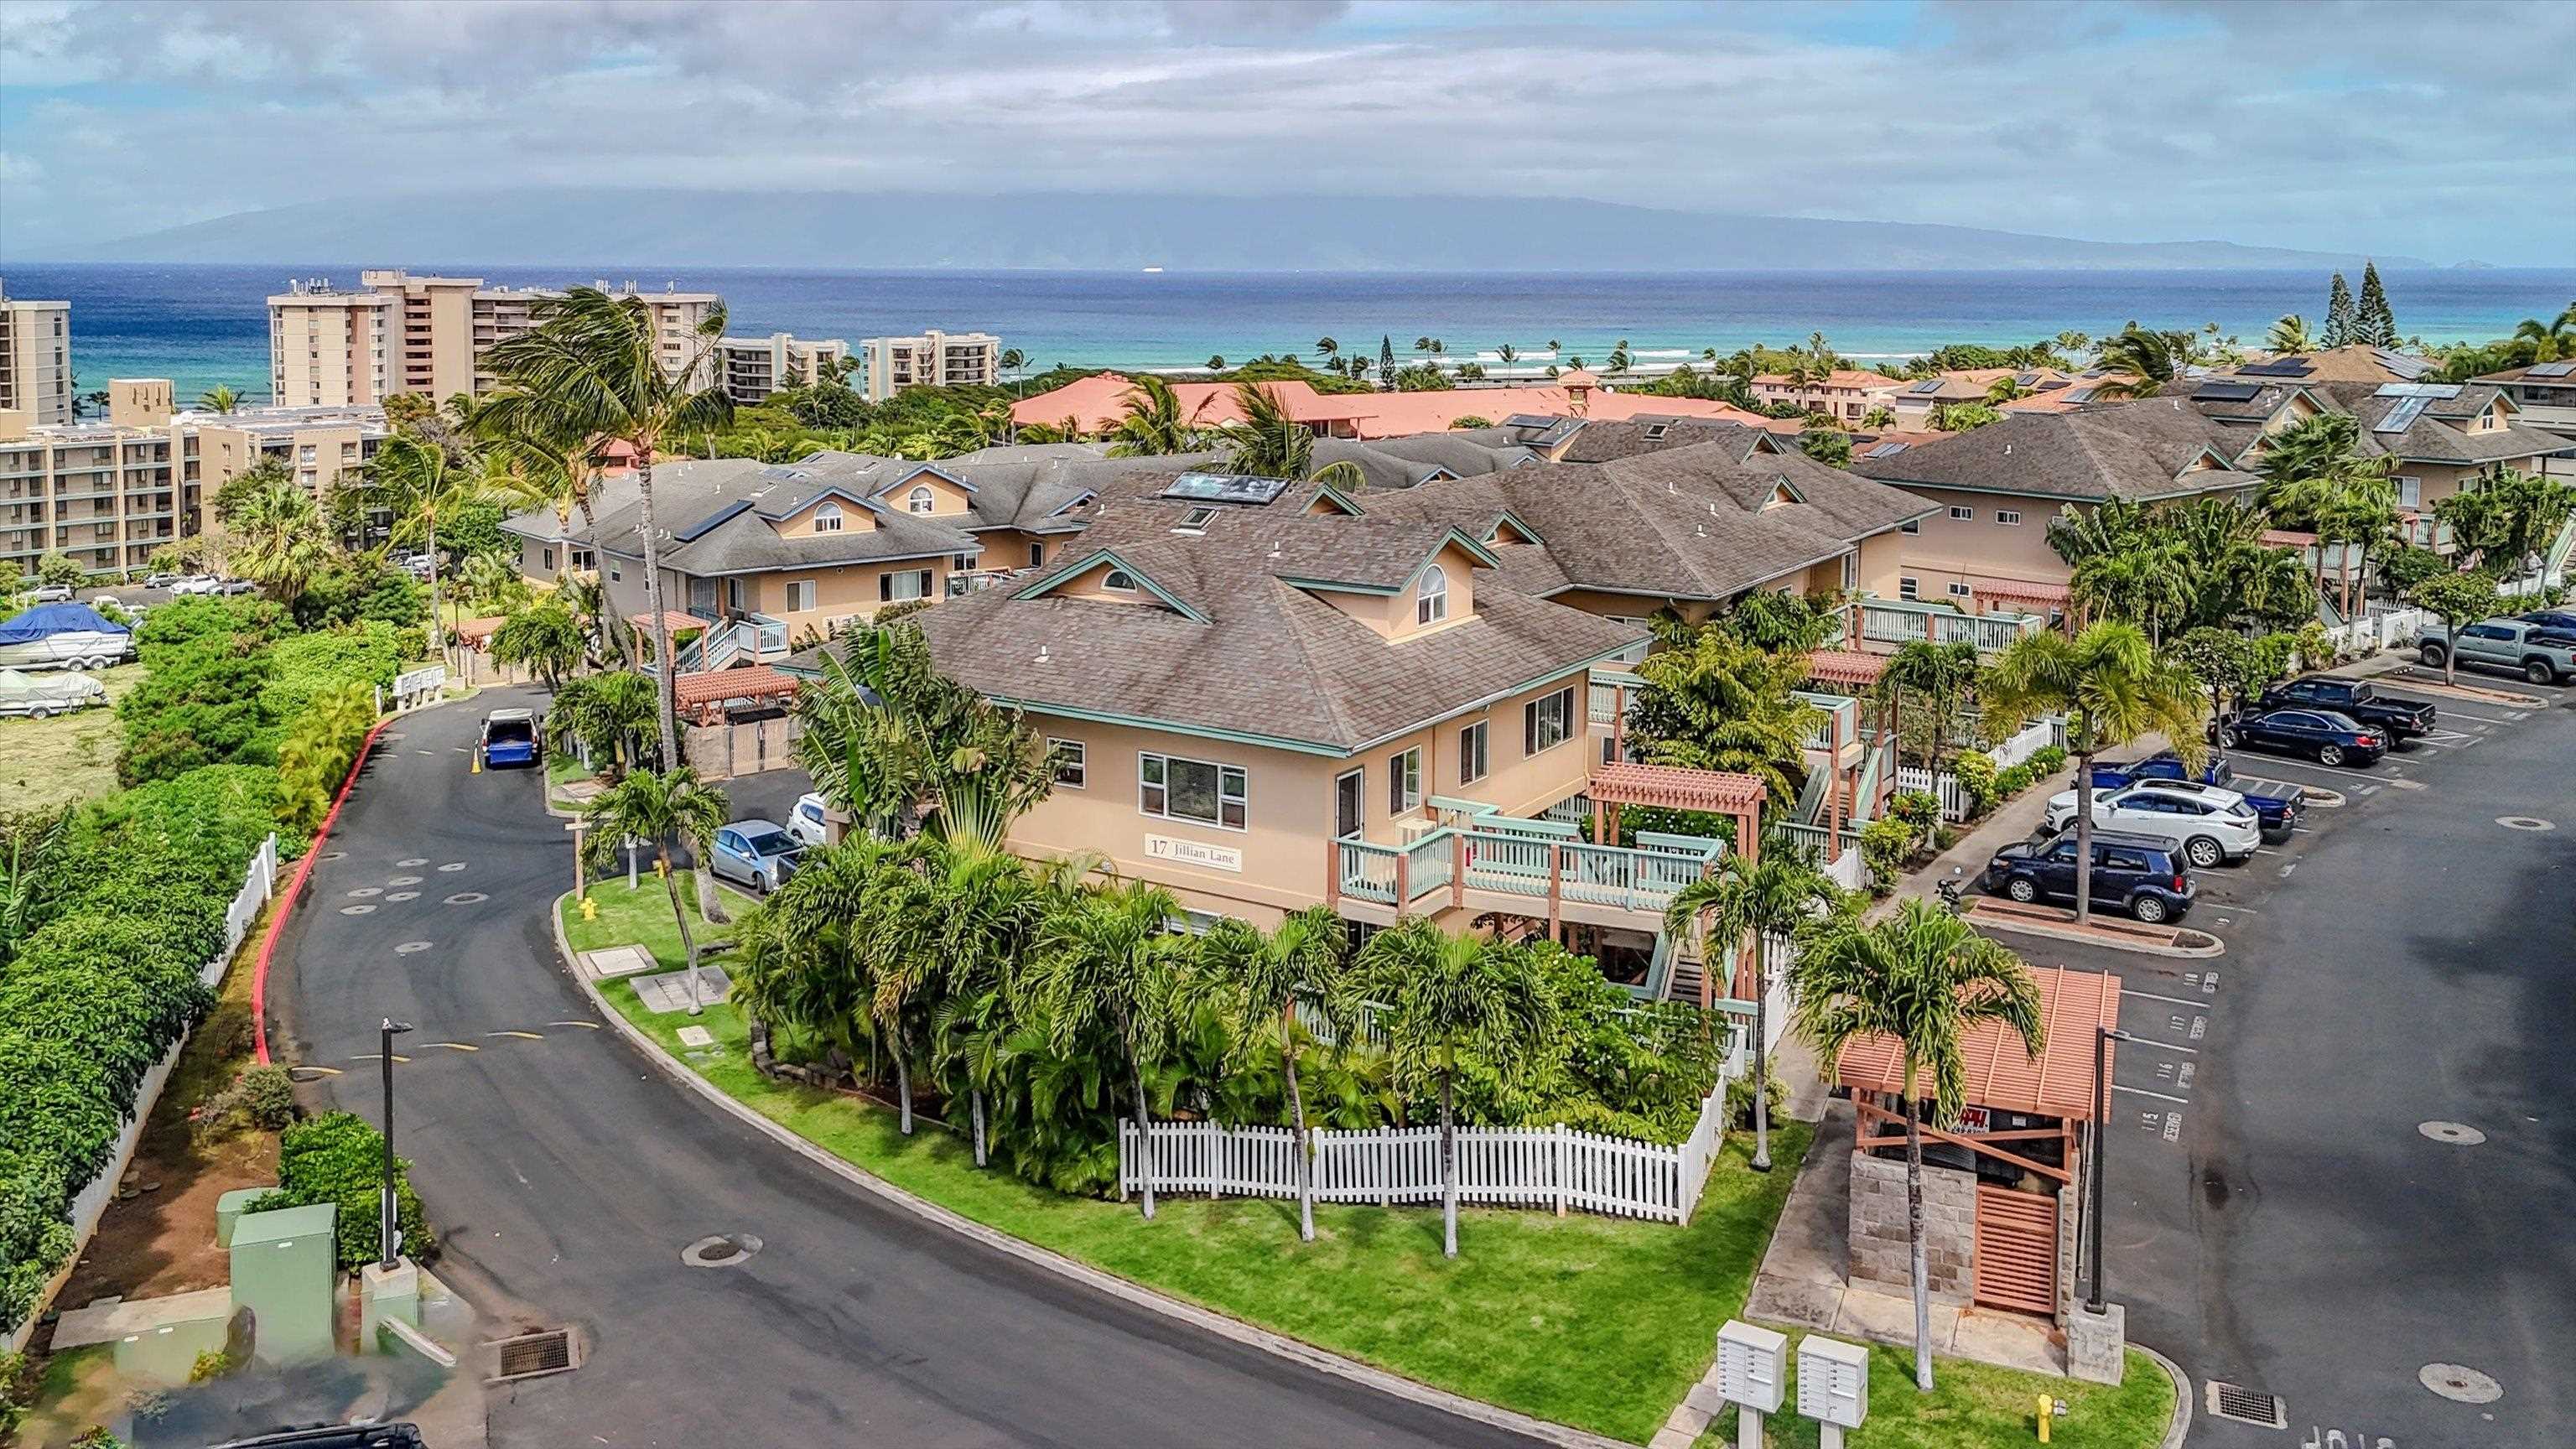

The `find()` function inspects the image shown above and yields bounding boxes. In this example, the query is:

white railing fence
[2324,605,2429,656]
[1988,716,2056,770]
[1893,765,1974,823]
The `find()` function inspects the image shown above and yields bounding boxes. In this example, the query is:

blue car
[2091,752,2301,834]
[478,708,540,769]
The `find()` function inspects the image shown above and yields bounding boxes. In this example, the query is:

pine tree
[2356,261,2397,347]
[1379,335,1396,392]
[2322,273,2356,348]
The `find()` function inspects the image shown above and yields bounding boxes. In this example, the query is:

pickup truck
[2415,618,2576,685]
[2255,675,2436,745]
[2090,752,2301,834]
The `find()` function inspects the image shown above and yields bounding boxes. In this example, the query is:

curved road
[274,688,1550,1448]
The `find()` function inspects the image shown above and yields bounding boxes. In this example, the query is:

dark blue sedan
[2217,709,2386,767]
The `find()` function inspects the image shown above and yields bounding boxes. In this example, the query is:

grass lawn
[0,662,143,813]
[1699,1344,2173,1449]
[9,1343,119,1447]
[564,878,2169,1447]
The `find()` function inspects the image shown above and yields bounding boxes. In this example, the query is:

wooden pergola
[1586,762,1766,1009]
[672,665,800,724]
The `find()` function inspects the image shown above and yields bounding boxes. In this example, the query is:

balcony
[1857,597,2041,653]
[1330,814,1723,927]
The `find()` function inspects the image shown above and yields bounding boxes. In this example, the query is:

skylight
[1161,472,1292,505]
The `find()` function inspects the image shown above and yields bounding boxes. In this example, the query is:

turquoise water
[7,262,2570,403]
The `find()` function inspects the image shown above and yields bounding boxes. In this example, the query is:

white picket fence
[1118,1072,1737,1225]
[1892,715,2065,823]
[2323,605,2429,657]
[1893,765,1973,823]
[1988,716,2057,770]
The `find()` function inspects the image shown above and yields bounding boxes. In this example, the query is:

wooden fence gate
[1972,1184,2059,1316]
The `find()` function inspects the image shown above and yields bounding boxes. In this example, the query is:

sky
[3,0,2569,264]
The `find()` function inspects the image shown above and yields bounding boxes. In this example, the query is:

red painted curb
[254,714,397,1066]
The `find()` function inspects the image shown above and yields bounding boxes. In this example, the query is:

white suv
[2042,779,2262,868]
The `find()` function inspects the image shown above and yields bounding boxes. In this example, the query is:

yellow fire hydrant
[2037,1394,2054,1442]
[580,896,599,922]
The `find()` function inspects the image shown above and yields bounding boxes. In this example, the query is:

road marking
[484,1030,545,1040]
[423,1041,480,1052]
[2280,862,2298,876]
[2249,757,2403,782]
[2124,1036,2199,1055]
[2113,1083,2191,1104]
[2163,1112,2183,1141]
[2357,784,2382,796]
[2202,971,2218,994]
[2435,708,2515,724]
[351,1053,413,1063]
[2254,847,2280,855]
[2123,988,2205,1008]
[288,1064,344,1078]
[548,1020,603,1030]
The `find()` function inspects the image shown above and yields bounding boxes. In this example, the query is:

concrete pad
[579,944,659,980]
[1649,1429,1698,1449]
[1746,1273,1841,1330]
[1953,1306,2069,1376]
[634,966,732,1014]
[52,1285,233,1348]
[1832,1283,1959,1353]
[676,1026,715,1048]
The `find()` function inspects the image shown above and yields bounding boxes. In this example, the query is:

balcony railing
[1333,819,1722,918]
[1792,690,1857,752]
[1857,598,2041,653]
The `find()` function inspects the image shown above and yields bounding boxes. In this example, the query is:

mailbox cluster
[1711,1320,1869,1447]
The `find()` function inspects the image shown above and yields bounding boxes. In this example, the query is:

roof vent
[1269,539,1283,558]
[1035,644,1051,665]
[1696,524,1706,538]
[2003,444,2012,455]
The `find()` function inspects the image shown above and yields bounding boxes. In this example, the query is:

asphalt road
[272,686,1552,1449]
[1987,673,2575,1449]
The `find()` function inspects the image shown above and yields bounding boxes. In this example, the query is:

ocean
[6,262,2571,405]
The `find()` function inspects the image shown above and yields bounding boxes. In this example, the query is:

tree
[1218,382,1364,491]
[1204,355,1226,371]
[1663,844,1835,1171]
[2265,314,2314,354]
[2089,325,2190,399]
[1627,627,1821,810]
[580,767,730,1010]
[355,433,522,666]
[2432,468,2576,575]
[2355,262,2397,347]
[2507,302,2576,364]
[1982,622,2205,923]
[1859,405,1896,429]
[220,476,334,604]
[1497,343,1518,365]
[1031,878,1188,1220]
[491,600,584,689]
[2323,273,2357,348]
[1355,919,1559,1258]
[34,553,83,589]
[545,669,659,772]
[1789,900,2043,1392]
[2407,569,2502,684]
[2168,626,2259,763]
[1796,428,1852,466]
[1379,335,1397,391]
[197,383,246,415]
[1880,639,1982,779]
[482,287,736,771]
[1197,906,1351,1240]
[1928,401,2002,433]
[1104,375,1203,458]
[1314,337,1338,367]
[1983,376,2034,405]
[997,347,1027,392]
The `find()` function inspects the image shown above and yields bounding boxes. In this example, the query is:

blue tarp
[0,603,129,646]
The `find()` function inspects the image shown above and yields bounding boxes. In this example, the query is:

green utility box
[228,1202,339,1364]
[214,1185,273,1248]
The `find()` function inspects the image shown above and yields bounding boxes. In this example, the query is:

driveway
[271,686,1550,1448]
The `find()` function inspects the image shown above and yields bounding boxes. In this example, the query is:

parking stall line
[2123,987,2205,1008]
[2111,1083,2191,1104]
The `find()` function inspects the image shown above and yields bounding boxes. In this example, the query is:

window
[1523,686,1575,756]
[880,569,932,602]
[1335,769,1363,838]
[1415,564,1449,626]
[2394,475,2421,509]
[1459,721,1489,784]
[1101,569,1139,593]
[542,547,557,570]
[1899,517,1919,534]
[1949,505,1974,522]
[1175,506,1218,534]
[906,486,935,515]
[1898,575,1919,600]
[1028,542,1044,567]
[724,577,745,611]
[1947,581,1972,599]
[1140,752,1247,830]
[787,579,817,612]
[1841,552,1859,589]
[813,502,844,532]
[1388,746,1422,815]
[1997,509,2023,526]
[1047,738,1087,789]
[609,562,623,582]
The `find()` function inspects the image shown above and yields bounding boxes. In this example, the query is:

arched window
[813,502,844,532]
[1102,569,1139,594]
[1415,564,1449,626]
[907,486,935,515]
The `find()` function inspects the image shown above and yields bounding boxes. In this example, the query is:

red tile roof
[1837,964,2119,1121]
[1005,371,1766,440]
[672,665,799,709]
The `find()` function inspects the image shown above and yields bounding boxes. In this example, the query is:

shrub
[1951,750,1999,817]
[252,1112,432,1270]
[1724,1070,1789,1131]
[2028,744,2068,775]
[192,1065,299,1145]
[1888,790,1942,843]
[1858,818,1914,894]
[1994,762,2037,797]
[262,624,401,724]
[188,1349,235,1384]
[276,683,378,834]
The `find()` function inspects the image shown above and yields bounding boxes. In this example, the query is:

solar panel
[1864,442,1908,458]
[2527,361,2576,378]
[2194,382,2263,402]
[1502,413,1558,428]
[2012,371,2039,386]
[1161,472,1293,505]
[2238,357,2316,378]
[1908,379,1943,395]
[2374,396,2433,434]
[2371,382,2462,399]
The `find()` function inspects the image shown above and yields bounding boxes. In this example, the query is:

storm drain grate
[488,1327,579,1382]
[2207,1382,2285,1429]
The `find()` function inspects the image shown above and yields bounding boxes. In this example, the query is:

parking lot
[1973,669,2574,1449]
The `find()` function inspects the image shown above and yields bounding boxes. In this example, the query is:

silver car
[708,818,803,895]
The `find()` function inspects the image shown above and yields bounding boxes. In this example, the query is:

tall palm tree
[197,383,246,414]
[2265,314,2315,354]
[582,767,731,1011]
[221,475,334,603]
[1662,843,1836,1171]
[925,838,1069,1166]
[482,288,735,771]
[1313,337,1339,368]
[1354,919,1560,1259]
[1983,622,2206,922]
[1496,343,1518,366]
[1879,639,1983,779]
[1219,382,1363,490]
[1031,879,1189,1220]
[2088,325,2191,400]
[1197,906,1352,1241]
[1104,375,1203,458]
[1789,901,2043,1392]
[357,433,522,668]
[2509,302,2576,363]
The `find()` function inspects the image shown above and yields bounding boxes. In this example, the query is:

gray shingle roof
[1851,399,2255,501]
[1555,418,1775,465]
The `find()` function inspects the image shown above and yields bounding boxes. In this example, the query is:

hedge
[0,765,284,1332]
[252,1114,430,1270]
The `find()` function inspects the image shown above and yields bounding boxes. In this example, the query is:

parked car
[2217,708,2386,766]
[785,791,833,849]
[2090,753,2301,834]
[2256,675,2435,745]
[2414,618,2576,685]
[0,667,107,719]
[169,574,223,595]
[23,583,73,604]
[2041,780,2262,869]
[1982,828,2197,924]
[477,708,541,768]
[143,571,184,589]
[2520,609,2576,636]
[218,578,259,595]
[709,818,802,895]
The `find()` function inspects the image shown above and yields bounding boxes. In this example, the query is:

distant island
[43,190,2430,273]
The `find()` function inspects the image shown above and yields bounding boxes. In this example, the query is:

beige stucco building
[860,330,1001,401]
[0,279,75,427]
[718,332,849,404]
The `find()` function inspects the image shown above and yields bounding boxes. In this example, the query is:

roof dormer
[875,465,977,517]
[1295,532,1496,641]
[1012,548,1206,620]
[770,492,878,537]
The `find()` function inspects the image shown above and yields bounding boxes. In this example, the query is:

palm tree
[357,433,522,668]
[998,347,1027,391]
[1628,628,1821,811]
[2089,325,2192,400]
[198,383,246,414]
[546,669,660,772]
[1313,337,1339,367]
[1031,878,1188,1220]
[1198,906,1351,1240]
[1789,900,2043,1391]
[1496,343,1518,366]
[482,288,736,771]
[1983,376,2035,405]
[1983,622,2206,923]
[2265,314,2315,354]
[1662,844,1835,1171]
[1105,375,1204,458]
[2509,302,2576,363]
[221,475,334,603]
[1879,638,1982,780]
[1355,919,1558,1258]
[492,601,584,689]
[582,767,731,1011]
[1219,382,1363,491]
[1860,405,1897,429]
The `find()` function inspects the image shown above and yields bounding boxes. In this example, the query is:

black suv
[1981,828,2197,924]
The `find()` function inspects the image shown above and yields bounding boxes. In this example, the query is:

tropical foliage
[249,1112,431,1270]
[791,619,1054,844]
[581,767,732,985]
[1626,624,1821,810]
[2431,468,2576,574]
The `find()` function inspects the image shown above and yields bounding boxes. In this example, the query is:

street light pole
[2089,1026,2134,1314]
[380,1018,413,1270]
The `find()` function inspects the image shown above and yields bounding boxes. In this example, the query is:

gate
[1972,1185,2059,1315]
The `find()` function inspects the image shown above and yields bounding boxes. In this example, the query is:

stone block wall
[1847,1149,1977,1301]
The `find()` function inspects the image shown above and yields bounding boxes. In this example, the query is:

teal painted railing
[1337,819,1723,917]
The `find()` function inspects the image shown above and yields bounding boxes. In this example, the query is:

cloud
[3,0,2570,263]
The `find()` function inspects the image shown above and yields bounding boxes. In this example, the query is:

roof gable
[1012,547,1210,622]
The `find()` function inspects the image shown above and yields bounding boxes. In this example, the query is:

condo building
[860,330,1000,402]
[718,332,850,404]
[268,270,724,408]
[0,278,75,426]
